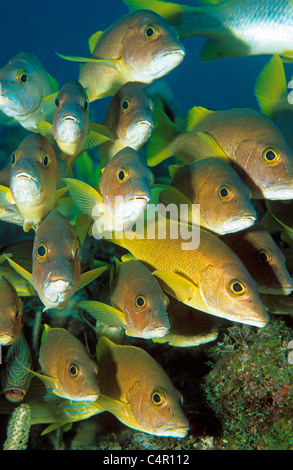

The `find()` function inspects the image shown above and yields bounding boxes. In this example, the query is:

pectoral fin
[195,132,230,163]
[56,52,121,69]
[0,185,15,207]
[3,254,33,286]
[78,300,126,328]
[77,266,108,290]
[83,129,111,149]
[152,270,195,302]
[62,177,102,216]
[37,121,55,144]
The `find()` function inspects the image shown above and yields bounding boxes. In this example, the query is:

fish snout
[0,333,15,346]
[5,388,25,403]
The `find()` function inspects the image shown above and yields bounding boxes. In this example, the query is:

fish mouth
[128,194,150,204]
[13,172,38,184]
[60,115,81,125]
[0,334,15,346]
[265,187,293,199]
[43,278,75,304]
[159,424,189,438]
[5,388,25,403]
[144,325,169,339]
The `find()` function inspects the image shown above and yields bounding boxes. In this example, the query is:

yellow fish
[79,258,170,339]
[27,325,100,402]
[255,54,293,147]
[147,106,293,200]
[221,221,293,295]
[0,134,68,232]
[37,79,111,174]
[108,217,269,327]
[4,211,107,311]
[58,9,185,101]
[0,276,22,346]
[162,157,257,235]
[96,336,189,437]
[1,334,32,402]
[0,51,58,131]
[152,296,218,348]
[99,81,154,166]
[125,0,293,61]
[64,147,153,237]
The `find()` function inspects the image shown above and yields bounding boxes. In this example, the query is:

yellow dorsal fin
[185,105,214,132]
[255,54,287,118]
[88,31,104,54]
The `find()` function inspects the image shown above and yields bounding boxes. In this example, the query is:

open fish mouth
[5,388,25,403]
[60,115,81,125]
[159,424,189,438]
[144,326,169,339]
[13,172,38,184]
[43,278,75,304]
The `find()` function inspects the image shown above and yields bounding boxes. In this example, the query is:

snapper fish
[99,81,154,166]
[37,80,111,174]
[0,51,58,131]
[58,9,185,101]
[64,147,153,237]
[78,258,170,339]
[147,106,293,200]
[221,221,293,295]
[0,276,22,346]
[0,134,68,232]
[96,336,189,437]
[24,325,100,402]
[124,0,293,61]
[3,211,107,311]
[1,334,32,403]
[160,158,256,235]
[152,296,218,348]
[109,216,269,327]
[255,54,293,147]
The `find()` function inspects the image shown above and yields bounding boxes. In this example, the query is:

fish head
[234,116,293,199]
[114,260,170,338]
[32,211,81,309]
[10,134,58,207]
[128,378,189,438]
[99,147,153,224]
[0,277,22,346]
[53,79,89,146]
[106,82,154,149]
[0,51,53,119]
[224,222,293,295]
[199,256,269,328]
[121,10,185,83]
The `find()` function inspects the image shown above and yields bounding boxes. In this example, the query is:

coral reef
[3,404,31,450]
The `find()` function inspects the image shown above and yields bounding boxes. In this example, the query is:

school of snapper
[0,0,293,444]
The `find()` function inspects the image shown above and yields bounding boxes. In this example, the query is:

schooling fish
[4,211,107,311]
[27,325,100,402]
[99,82,154,166]
[79,258,170,339]
[152,296,218,348]
[37,80,110,174]
[0,276,22,346]
[109,216,269,327]
[162,158,257,235]
[64,147,153,237]
[58,9,185,101]
[0,134,67,232]
[125,0,293,61]
[0,51,58,131]
[1,334,32,402]
[96,336,189,437]
[147,106,293,200]
[221,221,293,295]
[255,54,293,147]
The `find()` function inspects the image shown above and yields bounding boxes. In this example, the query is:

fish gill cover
[0,0,293,451]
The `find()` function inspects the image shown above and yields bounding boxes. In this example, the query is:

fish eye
[40,154,50,167]
[71,240,79,259]
[14,308,19,319]
[218,186,230,200]
[83,99,89,110]
[55,96,60,107]
[117,167,129,182]
[150,389,165,406]
[121,97,131,112]
[228,279,247,297]
[37,244,47,259]
[143,23,159,39]
[16,68,28,85]
[257,249,272,263]
[68,362,79,378]
[9,152,16,167]
[135,295,146,309]
[261,147,280,165]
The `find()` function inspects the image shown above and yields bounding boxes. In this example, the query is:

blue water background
[1,0,293,122]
